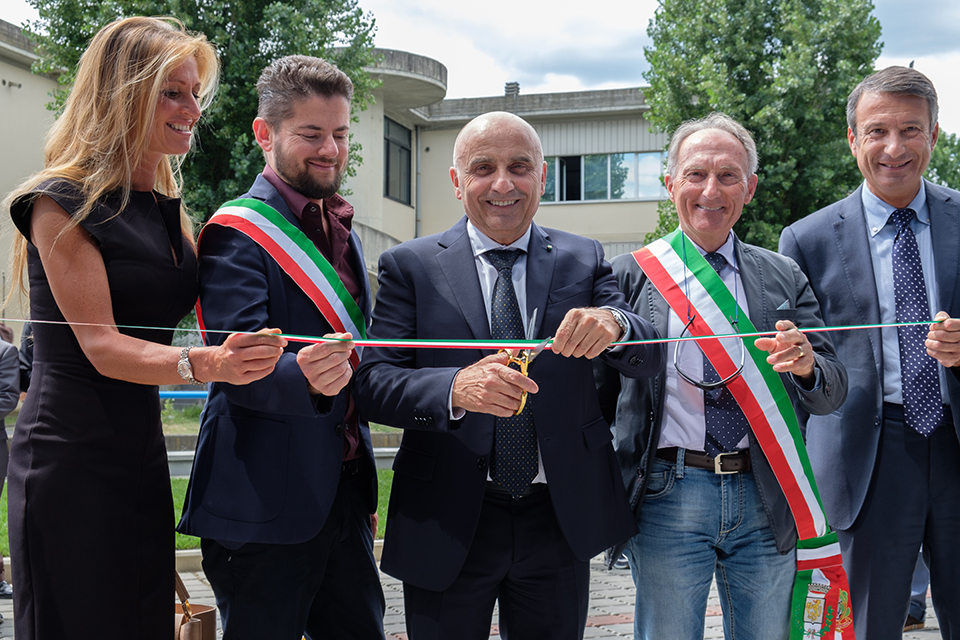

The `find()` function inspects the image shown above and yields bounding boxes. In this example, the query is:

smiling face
[849,91,938,209]
[450,113,546,245]
[253,93,350,201]
[149,57,202,158]
[134,56,203,189]
[665,128,758,252]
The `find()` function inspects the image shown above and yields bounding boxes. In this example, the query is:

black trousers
[838,407,960,640]
[402,485,590,640]
[201,472,386,640]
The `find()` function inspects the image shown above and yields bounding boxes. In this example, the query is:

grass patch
[171,469,395,547]
[377,469,393,539]
[0,462,394,556]
[161,400,204,435]
[368,422,401,434]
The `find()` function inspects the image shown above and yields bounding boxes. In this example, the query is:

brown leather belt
[656,447,751,474]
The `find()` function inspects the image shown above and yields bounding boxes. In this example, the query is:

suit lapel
[833,187,883,379]
[525,224,556,339]
[928,181,960,314]
[735,236,768,330]
[436,218,491,340]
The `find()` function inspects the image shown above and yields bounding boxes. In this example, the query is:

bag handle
[175,571,194,620]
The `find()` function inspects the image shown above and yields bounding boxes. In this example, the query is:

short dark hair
[847,66,938,137]
[256,55,353,127]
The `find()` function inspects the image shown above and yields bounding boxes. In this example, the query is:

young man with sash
[177,56,385,639]
[595,113,849,640]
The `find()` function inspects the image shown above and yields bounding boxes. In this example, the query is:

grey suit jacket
[596,234,847,555]
[779,179,960,530]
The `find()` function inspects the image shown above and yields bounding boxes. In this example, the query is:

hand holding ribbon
[552,307,621,359]
[754,320,816,386]
[926,312,960,368]
[297,332,356,397]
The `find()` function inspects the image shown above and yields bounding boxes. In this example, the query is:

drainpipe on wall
[415,124,422,238]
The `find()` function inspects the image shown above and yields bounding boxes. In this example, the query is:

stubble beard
[275,144,344,201]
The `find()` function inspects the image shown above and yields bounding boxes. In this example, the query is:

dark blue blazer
[780,180,960,530]
[354,217,664,592]
[177,174,376,545]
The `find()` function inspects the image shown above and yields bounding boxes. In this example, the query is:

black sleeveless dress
[8,179,198,639]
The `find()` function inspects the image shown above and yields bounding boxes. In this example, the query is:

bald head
[449,111,547,245]
[452,111,544,176]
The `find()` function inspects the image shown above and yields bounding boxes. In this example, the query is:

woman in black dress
[4,17,285,639]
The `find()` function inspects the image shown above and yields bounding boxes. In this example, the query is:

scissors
[499,309,553,415]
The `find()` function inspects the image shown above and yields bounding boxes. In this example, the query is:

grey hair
[847,66,938,137]
[666,112,758,177]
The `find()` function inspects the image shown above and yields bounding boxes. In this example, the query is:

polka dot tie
[485,249,538,498]
[890,208,942,437]
[702,252,750,457]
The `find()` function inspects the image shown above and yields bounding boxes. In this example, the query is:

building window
[384,117,411,204]
[541,152,665,202]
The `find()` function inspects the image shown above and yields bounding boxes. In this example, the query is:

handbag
[175,571,217,640]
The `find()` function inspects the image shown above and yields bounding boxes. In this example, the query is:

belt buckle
[713,452,737,475]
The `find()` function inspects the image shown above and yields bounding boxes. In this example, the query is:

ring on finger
[796,344,805,358]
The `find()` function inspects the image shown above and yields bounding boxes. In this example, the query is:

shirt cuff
[449,370,466,420]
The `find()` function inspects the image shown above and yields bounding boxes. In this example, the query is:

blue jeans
[624,451,795,640]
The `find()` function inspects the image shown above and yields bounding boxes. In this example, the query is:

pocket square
[776,299,791,310]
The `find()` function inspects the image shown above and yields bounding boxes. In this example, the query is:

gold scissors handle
[498,349,532,415]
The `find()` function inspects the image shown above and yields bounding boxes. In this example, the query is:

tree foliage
[24,0,379,221]
[926,130,960,191]
[642,0,882,248]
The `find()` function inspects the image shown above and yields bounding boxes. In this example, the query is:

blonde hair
[5,16,219,296]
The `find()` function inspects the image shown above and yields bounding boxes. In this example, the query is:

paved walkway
[0,557,941,638]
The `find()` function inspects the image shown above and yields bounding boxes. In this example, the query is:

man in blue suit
[780,66,960,640]
[178,56,385,640]
[354,111,664,640]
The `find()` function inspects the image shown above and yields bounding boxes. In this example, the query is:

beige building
[0,20,59,333]
[0,21,668,312]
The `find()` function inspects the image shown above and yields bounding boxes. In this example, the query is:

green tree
[24,0,379,220]
[642,0,882,248]
[926,130,960,190]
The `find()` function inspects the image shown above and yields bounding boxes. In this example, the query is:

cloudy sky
[4,0,960,133]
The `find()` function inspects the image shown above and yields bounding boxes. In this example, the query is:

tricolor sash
[634,229,854,640]
[197,198,366,369]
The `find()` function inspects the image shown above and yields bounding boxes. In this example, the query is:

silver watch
[177,346,203,386]
[608,307,629,340]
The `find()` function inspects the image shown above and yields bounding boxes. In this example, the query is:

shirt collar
[467,220,533,258]
[862,180,929,238]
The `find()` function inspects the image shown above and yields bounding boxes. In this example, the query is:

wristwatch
[607,307,630,341]
[177,346,203,386]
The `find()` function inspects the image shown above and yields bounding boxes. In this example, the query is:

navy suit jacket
[780,180,960,530]
[354,217,664,592]
[596,237,847,557]
[177,174,376,545]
